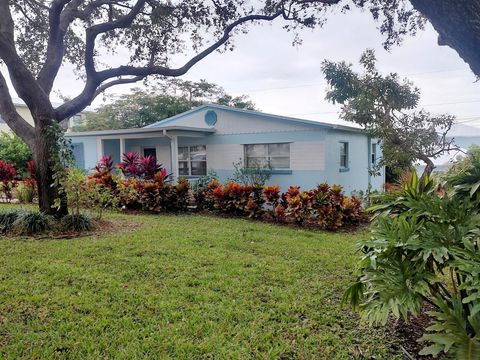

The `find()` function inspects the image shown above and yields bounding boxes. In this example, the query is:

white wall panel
[156,145,171,171]
[291,141,325,170]
[206,144,244,170]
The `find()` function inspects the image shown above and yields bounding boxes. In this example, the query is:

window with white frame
[178,145,207,176]
[244,143,290,169]
[340,142,349,169]
[371,143,377,164]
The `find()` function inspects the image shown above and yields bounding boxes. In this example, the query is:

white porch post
[119,137,126,159]
[170,135,179,182]
[96,138,103,160]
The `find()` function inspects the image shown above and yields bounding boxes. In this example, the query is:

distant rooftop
[12,97,94,112]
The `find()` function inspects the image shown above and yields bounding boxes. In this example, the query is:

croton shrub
[70,154,365,229]
[88,154,189,214]
[195,180,364,229]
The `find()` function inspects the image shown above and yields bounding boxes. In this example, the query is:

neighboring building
[414,123,480,174]
[0,98,88,132]
[66,104,385,193]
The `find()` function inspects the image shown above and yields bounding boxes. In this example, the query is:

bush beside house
[0,151,365,236]
[84,153,365,230]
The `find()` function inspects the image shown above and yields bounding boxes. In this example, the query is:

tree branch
[55,10,284,120]
[36,0,74,93]
[0,71,35,144]
[0,0,52,119]
[93,76,143,98]
[84,0,148,77]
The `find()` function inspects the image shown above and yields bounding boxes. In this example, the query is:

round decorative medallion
[204,110,218,127]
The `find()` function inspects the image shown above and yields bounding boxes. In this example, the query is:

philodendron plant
[345,171,480,359]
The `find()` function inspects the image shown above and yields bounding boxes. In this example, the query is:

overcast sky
[7,6,480,127]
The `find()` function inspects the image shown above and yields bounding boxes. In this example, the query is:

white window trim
[244,143,291,170]
[339,141,349,171]
[178,145,207,177]
[371,143,377,165]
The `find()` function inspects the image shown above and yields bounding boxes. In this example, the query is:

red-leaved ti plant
[118,152,141,178]
[0,160,17,202]
[23,160,37,191]
[138,155,163,180]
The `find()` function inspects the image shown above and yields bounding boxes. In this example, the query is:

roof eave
[66,125,215,137]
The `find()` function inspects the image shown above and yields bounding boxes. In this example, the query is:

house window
[178,145,207,176]
[371,143,377,164]
[340,142,349,169]
[244,143,290,169]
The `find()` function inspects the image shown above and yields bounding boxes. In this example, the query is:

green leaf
[470,180,480,197]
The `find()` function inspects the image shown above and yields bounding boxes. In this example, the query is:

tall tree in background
[76,79,256,131]
[0,0,478,214]
[322,50,458,178]
[154,78,257,109]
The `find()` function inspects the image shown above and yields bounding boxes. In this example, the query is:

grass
[0,205,400,359]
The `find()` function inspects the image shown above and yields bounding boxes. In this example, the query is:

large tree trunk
[410,0,480,77]
[30,124,68,217]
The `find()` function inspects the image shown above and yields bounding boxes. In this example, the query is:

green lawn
[0,206,400,359]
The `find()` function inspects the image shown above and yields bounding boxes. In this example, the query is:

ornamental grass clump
[0,210,19,234]
[61,214,93,232]
[14,182,35,204]
[12,211,52,236]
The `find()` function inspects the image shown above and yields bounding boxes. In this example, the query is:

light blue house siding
[66,104,384,193]
[70,136,98,171]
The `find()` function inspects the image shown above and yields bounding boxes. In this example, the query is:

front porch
[69,126,214,180]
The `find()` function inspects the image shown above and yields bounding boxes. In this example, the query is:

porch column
[119,137,125,159]
[96,138,103,160]
[170,135,179,181]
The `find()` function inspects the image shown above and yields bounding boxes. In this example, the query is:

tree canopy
[75,79,256,131]
[322,49,457,177]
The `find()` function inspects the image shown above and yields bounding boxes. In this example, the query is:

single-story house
[66,104,385,193]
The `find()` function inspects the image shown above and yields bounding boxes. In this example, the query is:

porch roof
[66,125,215,138]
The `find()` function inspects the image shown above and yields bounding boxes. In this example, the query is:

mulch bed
[387,303,445,360]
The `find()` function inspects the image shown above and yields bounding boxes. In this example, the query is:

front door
[143,147,156,159]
